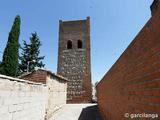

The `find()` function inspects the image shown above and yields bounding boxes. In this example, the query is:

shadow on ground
[78,105,103,120]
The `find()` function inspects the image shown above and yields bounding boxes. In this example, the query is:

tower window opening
[67,40,72,49]
[78,40,82,48]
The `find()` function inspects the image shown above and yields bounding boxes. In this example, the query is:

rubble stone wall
[57,17,92,103]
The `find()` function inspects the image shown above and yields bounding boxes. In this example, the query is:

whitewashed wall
[0,74,48,120]
[45,74,67,119]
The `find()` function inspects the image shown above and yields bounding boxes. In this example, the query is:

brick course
[19,70,47,84]
[96,5,160,120]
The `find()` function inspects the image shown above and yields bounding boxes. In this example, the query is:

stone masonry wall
[0,74,48,120]
[45,74,67,119]
[57,17,92,103]
[96,6,160,120]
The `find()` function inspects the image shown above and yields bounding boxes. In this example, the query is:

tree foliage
[0,15,21,77]
[19,32,45,73]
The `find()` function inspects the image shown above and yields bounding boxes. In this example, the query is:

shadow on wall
[78,105,103,120]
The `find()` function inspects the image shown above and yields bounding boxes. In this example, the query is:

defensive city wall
[96,4,160,120]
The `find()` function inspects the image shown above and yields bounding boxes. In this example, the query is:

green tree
[0,15,21,77]
[19,32,45,73]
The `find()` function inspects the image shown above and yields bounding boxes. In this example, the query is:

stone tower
[57,17,92,103]
[150,0,160,16]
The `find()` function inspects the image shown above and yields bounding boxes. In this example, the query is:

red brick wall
[20,70,47,84]
[96,8,160,120]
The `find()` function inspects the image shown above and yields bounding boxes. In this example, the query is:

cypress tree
[19,32,45,74]
[0,15,21,77]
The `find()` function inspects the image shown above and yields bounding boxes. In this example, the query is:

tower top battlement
[59,17,90,33]
[59,17,90,23]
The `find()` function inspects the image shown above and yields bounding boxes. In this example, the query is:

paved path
[49,104,103,120]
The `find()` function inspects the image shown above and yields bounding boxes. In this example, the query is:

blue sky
[0,0,153,84]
